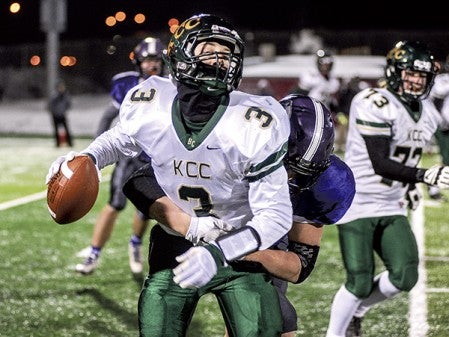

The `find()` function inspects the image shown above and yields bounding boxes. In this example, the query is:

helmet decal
[302,99,327,163]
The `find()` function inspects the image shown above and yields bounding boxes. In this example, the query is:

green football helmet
[385,41,438,103]
[163,13,245,96]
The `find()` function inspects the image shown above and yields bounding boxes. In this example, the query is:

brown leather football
[47,155,99,224]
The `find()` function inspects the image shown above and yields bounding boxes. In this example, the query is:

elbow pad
[288,241,320,284]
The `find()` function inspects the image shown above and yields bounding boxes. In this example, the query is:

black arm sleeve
[433,97,444,113]
[96,103,119,137]
[363,135,425,184]
[122,162,166,217]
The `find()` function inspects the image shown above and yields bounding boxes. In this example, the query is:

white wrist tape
[215,226,261,261]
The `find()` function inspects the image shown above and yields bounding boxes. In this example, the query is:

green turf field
[1,137,448,337]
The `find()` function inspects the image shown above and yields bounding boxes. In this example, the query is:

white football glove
[45,151,102,185]
[173,245,219,288]
[423,165,449,189]
[45,151,77,184]
[405,184,421,211]
[185,216,233,245]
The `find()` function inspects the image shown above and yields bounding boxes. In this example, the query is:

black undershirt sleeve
[363,135,426,184]
[122,162,167,217]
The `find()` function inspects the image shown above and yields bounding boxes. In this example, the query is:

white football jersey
[84,76,292,249]
[298,70,340,109]
[429,73,449,130]
[338,87,442,223]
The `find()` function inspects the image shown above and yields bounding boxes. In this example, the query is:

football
[47,155,99,224]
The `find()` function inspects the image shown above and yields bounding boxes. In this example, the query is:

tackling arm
[245,154,355,283]
[244,221,323,283]
[122,163,232,243]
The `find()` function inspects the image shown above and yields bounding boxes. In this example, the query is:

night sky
[2,0,449,46]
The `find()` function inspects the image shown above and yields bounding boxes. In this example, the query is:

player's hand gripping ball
[47,155,99,224]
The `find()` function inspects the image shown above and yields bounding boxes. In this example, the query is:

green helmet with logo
[385,40,438,103]
[163,13,245,96]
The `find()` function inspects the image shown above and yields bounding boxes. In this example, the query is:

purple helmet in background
[133,37,164,65]
[280,93,335,191]
[132,37,164,78]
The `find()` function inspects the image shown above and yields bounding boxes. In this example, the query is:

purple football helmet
[132,37,164,78]
[133,37,164,64]
[280,93,335,191]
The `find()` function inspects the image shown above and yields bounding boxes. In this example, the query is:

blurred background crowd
[2,0,449,101]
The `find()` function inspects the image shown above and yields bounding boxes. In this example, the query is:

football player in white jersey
[122,93,356,337]
[325,41,449,337]
[46,13,292,336]
[296,49,340,111]
[294,49,342,151]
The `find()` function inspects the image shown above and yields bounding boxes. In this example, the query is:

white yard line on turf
[0,176,110,211]
[409,184,429,337]
[0,191,47,211]
[425,256,449,262]
[427,287,449,293]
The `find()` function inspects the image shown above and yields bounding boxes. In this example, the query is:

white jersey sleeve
[440,96,449,130]
[430,73,449,99]
[220,93,293,248]
[246,167,291,248]
[428,73,449,130]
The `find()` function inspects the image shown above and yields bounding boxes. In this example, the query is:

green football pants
[337,215,419,298]
[138,224,282,336]
[435,129,449,165]
[138,268,282,337]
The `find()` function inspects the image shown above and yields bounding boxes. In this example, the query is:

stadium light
[106,16,117,27]
[30,55,41,66]
[115,11,126,22]
[134,13,145,24]
[9,2,21,14]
